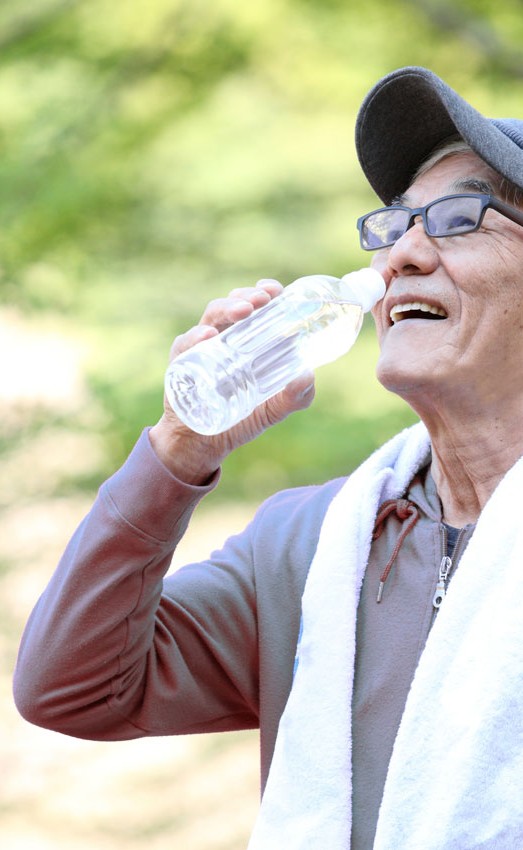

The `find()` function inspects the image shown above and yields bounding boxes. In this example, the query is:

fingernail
[298,383,314,398]
[256,278,279,287]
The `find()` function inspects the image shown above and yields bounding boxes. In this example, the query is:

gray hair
[413,136,523,208]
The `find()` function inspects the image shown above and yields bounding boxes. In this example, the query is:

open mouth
[389,301,448,325]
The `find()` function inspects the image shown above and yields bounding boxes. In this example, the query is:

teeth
[389,301,448,323]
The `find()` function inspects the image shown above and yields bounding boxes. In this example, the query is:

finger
[169,324,218,361]
[264,371,316,425]
[199,279,284,331]
[168,279,284,364]
[198,297,255,331]
[230,279,283,299]
[254,278,284,296]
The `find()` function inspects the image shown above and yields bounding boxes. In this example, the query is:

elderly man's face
[370,151,523,414]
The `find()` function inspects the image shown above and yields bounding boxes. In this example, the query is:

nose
[385,217,439,278]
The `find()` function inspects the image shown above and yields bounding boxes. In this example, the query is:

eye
[363,223,394,249]
[364,229,386,249]
[428,197,484,236]
[386,226,406,243]
[446,214,476,233]
[367,210,408,247]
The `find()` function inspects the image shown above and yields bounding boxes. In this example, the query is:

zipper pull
[433,555,452,609]
[376,580,385,603]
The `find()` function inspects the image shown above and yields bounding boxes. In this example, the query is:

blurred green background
[2,1,523,848]
[4,0,522,503]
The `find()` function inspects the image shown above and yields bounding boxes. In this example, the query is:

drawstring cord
[372,498,420,602]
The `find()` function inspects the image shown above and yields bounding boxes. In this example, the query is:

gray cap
[355,66,523,205]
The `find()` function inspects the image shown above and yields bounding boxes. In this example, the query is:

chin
[375,356,439,402]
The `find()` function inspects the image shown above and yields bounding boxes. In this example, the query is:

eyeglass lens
[362,195,485,249]
[426,196,483,236]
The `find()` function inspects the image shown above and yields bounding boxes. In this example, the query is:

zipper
[432,525,468,610]
[432,554,451,608]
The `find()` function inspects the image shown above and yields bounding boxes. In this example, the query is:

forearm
[13,276,316,742]
[13,428,220,739]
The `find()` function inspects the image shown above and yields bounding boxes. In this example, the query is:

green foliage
[1,0,522,498]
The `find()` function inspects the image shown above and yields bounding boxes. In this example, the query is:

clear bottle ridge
[165,269,385,435]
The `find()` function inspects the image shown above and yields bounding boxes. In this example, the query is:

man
[14,67,523,849]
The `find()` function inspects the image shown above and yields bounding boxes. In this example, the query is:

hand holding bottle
[150,279,318,484]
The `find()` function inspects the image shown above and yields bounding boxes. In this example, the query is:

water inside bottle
[250,299,363,396]
[165,295,364,435]
[166,343,259,434]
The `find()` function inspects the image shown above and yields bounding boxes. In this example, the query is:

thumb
[265,371,316,424]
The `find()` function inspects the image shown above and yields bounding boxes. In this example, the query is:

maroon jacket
[13,428,471,850]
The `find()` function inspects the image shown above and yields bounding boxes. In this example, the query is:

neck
[413,391,523,528]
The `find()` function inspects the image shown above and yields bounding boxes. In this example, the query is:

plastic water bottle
[165,268,385,435]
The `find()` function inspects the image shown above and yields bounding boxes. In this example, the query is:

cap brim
[355,66,523,204]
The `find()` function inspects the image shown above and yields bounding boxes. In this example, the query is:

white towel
[247,422,523,850]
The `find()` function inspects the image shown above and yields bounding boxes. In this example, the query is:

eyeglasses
[357,192,523,251]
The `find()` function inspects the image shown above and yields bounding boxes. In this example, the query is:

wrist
[149,418,221,486]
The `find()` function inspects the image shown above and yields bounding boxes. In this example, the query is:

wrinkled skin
[370,152,523,525]
[152,151,523,526]
[150,279,315,484]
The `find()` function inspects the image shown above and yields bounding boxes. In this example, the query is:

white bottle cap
[340,268,386,312]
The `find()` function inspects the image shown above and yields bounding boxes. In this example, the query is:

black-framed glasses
[357,192,523,251]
